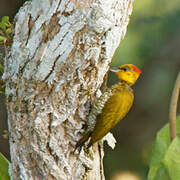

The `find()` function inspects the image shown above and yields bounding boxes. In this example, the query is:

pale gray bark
[3,0,134,179]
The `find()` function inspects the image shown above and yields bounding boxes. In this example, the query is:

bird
[75,64,141,150]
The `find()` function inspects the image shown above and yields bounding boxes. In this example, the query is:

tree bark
[3,0,134,179]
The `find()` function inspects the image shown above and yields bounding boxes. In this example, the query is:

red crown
[132,65,141,75]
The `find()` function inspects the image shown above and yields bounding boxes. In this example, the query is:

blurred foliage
[105,0,180,180]
[0,16,12,95]
[0,152,10,180]
[111,0,180,67]
[0,16,12,44]
[104,143,149,179]
[148,116,180,180]
[0,44,5,94]
[0,63,4,74]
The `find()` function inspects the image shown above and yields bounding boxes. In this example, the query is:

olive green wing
[88,88,134,147]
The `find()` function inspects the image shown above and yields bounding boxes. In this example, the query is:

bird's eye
[121,67,129,71]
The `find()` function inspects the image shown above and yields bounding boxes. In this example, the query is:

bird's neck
[110,81,132,91]
[119,80,133,87]
[114,81,133,95]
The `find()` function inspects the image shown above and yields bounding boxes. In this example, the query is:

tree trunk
[3,0,134,179]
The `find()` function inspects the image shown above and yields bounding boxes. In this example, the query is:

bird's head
[110,64,141,85]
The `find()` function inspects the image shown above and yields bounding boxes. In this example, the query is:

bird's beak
[109,66,120,72]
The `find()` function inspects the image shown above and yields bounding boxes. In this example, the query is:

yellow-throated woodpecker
[75,64,141,150]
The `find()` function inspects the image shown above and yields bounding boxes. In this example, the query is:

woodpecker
[75,64,141,150]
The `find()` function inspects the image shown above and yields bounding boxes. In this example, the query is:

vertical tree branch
[169,72,180,141]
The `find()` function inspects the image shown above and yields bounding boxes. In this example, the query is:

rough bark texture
[3,0,134,179]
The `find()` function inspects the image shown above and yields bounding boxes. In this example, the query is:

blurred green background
[0,0,180,180]
[105,0,180,179]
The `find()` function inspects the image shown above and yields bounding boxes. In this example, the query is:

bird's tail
[74,131,92,152]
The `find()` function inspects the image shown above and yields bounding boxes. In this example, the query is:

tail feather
[74,131,92,152]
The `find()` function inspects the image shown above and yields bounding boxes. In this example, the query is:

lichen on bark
[3,0,134,179]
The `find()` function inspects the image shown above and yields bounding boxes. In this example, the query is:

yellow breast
[89,83,134,146]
